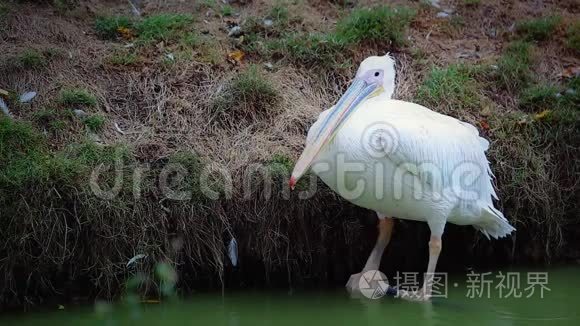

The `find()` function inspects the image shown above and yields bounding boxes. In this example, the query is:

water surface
[3,267,579,326]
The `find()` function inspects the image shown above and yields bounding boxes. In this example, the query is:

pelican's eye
[362,69,384,84]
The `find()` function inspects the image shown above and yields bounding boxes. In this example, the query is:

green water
[3,267,579,326]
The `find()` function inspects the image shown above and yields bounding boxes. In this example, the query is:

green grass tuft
[268,4,289,22]
[0,116,43,160]
[83,114,106,132]
[462,0,481,5]
[240,6,295,55]
[239,17,269,54]
[515,16,561,41]
[33,108,59,124]
[266,153,312,191]
[270,33,347,67]
[519,84,559,112]
[95,15,133,40]
[1,49,52,72]
[265,5,414,67]
[67,140,130,166]
[335,6,415,46]
[226,66,279,107]
[416,64,483,111]
[17,49,46,68]
[496,41,533,93]
[170,151,203,173]
[49,120,68,131]
[193,36,222,64]
[32,108,71,132]
[135,14,194,43]
[267,153,293,176]
[558,77,579,108]
[221,5,234,17]
[180,32,200,48]
[59,88,98,107]
[212,66,280,122]
[267,153,293,188]
[96,14,195,43]
[106,51,139,66]
[0,117,80,188]
[566,22,580,51]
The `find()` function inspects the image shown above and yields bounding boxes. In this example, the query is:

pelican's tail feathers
[474,205,515,239]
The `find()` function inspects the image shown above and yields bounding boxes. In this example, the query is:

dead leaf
[479,120,490,131]
[0,89,9,97]
[117,26,134,40]
[533,109,551,121]
[227,50,245,64]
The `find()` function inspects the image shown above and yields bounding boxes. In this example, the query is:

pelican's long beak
[289,78,382,189]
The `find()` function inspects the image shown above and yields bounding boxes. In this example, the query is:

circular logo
[361,122,400,158]
[359,270,389,299]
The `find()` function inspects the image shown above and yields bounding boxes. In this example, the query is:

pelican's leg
[346,213,394,294]
[402,221,445,302]
[421,234,442,299]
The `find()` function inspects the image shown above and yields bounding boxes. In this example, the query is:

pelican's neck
[379,77,395,100]
[376,82,395,101]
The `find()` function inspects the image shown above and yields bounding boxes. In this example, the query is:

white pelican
[289,54,515,301]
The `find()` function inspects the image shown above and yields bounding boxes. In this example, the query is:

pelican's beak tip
[289,176,296,191]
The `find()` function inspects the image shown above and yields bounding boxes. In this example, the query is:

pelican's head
[289,54,396,189]
[355,54,396,99]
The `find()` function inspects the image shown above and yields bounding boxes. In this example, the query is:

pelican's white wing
[365,100,513,238]
[375,100,496,202]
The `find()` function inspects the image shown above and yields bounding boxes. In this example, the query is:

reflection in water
[420,301,435,326]
[228,311,240,326]
[1,268,579,326]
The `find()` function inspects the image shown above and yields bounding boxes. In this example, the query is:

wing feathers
[375,101,497,205]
